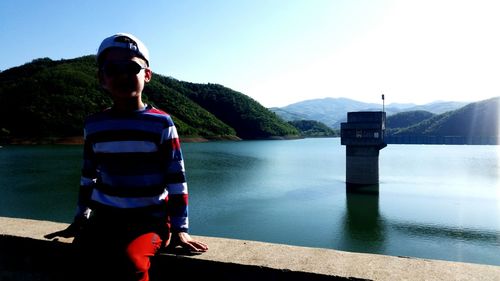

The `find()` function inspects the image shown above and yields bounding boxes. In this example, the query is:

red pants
[125,232,163,281]
[74,213,167,281]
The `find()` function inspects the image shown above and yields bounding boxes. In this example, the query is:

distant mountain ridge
[271,97,468,129]
[271,96,499,144]
[385,97,499,144]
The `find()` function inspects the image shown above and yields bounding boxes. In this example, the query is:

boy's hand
[167,232,208,253]
[44,217,87,239]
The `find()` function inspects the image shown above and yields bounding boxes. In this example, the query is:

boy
[46,33,208,281]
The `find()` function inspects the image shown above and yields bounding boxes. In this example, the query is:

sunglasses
[101,61,147,77]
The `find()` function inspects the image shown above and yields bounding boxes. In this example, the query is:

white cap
[97,33,150,65]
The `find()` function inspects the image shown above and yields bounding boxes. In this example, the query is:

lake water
[0,138,499,266]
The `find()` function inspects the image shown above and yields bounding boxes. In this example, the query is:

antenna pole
[381,93,385,113]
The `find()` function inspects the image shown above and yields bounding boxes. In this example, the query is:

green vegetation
[385,110,435,130]
[0,56,300,142]
[0,56,106,138]
[156,77,299,139]
[288,120,338,137]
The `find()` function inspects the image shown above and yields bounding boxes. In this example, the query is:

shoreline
[0,134,307,145]
[0,136,85,145]
[0,136,215,145]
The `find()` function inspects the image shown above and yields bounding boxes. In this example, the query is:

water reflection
[345,183,379,194]
[341,185,386,254]
[339,184,500,264]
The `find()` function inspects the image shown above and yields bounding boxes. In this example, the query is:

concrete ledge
[1,217,499,281]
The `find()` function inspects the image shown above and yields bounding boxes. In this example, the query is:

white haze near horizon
[237,1,500,108]
[272,96,479,109]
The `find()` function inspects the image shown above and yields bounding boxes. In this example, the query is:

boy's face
[99,48,152,100]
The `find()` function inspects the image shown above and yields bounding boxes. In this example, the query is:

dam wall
[1,217,499,281]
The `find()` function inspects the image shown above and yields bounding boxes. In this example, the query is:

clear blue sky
[1,0,499,107]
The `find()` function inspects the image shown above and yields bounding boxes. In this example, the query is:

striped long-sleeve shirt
[75,105,189,232]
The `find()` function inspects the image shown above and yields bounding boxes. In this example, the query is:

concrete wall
[1,217,499,281]
[345,146,381,185]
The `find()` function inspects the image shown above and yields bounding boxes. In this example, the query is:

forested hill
[155,77,299,139]
[0,56,299,142]
[385,97,499,144]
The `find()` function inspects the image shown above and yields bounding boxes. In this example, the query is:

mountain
[385,110,435,130]
[155,77,299,139]
[0,56,299,142]
[403,101,469,115]
[287,120,338,137]
[270,98,382,128]
[2,56,494,144]
[386,97,499,144]
[271,96,498,144]
[271,97,467,129]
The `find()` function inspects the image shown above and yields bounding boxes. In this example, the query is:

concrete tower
[341,111,386,193]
